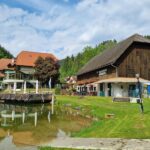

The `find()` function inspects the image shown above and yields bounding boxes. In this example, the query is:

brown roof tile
[0,58,14,70]
[16,51,58,67]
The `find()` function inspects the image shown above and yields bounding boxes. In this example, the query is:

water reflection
[0,104,51,127]
[0,103,91,148]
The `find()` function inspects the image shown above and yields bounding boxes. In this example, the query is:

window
[100,83,104,91]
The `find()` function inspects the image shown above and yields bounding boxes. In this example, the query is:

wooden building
[77,34,150,97]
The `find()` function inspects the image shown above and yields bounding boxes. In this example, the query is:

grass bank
[39,147,77,150]
[56,95,150,139]
[0,88,54,94]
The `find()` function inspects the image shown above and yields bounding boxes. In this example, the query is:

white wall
[76,86,80,92]
[112,83,128,97]
[104,83,108,96]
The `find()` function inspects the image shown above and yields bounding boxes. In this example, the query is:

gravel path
[42,137,150,150]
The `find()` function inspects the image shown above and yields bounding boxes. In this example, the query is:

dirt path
[42,137,150,150]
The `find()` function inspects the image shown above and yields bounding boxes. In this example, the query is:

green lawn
[55,95,150,139]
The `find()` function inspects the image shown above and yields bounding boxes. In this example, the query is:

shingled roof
[77,34,150,75]
[16,51,58,67]
[0,58,14,71]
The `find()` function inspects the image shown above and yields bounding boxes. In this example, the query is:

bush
[55,87,61,95]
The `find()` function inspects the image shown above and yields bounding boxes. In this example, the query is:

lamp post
[135,73,144,113]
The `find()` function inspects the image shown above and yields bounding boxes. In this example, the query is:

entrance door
[99,83,105,96]
[129,84,136,97]
[108,83,111,96]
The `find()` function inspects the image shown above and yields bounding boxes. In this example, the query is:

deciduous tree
[34,57,59,87]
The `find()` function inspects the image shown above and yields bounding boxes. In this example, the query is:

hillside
[0,45,13,59]
[60,40,117,81]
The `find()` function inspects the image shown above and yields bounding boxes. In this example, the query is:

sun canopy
[94,77,150,84]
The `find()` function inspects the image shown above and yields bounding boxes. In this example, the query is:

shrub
[55,87,61,95]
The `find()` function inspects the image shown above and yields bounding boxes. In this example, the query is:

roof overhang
[94,77,150,84]
[86,83,97,86]
[20,70,35,74]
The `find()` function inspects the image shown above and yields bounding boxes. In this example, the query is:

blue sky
[0,0,150,59]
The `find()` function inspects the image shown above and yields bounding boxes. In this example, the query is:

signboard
[98,69,107,76]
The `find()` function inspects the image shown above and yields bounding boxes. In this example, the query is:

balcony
[4,73,36,81]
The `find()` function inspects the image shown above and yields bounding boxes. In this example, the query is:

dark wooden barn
[77,34,150,97]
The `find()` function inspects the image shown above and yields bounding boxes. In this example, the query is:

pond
[0,103,92,150]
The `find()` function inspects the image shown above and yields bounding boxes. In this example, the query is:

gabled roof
[16,51,58,67]
[0,58,14,71]
[77,34,150,75]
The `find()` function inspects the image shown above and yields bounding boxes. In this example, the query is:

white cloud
[0,5,27,22]
[0,0,150,59]
[15,0,53,12]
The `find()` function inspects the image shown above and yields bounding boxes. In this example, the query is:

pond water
[0,103,92,150]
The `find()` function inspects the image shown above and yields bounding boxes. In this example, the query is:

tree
[144,35,150,40]
[59,40,117,81]
[34,56,60,87]
[0,45,13,58]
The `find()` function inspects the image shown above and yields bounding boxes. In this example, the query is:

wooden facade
[77,66,116,85]
[117,43,150,80]
[77,35,150,85]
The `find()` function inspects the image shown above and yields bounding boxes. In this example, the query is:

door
[129,84,136,97]
[99,83,105,96]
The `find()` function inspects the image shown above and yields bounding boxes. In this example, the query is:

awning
[20,70,35,75]
[94,77,150,84]
[20,67,35,75]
